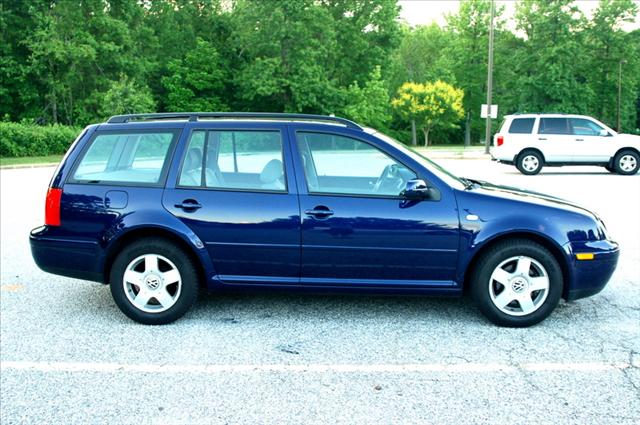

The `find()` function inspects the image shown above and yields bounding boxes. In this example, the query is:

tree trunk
[423,127,430,146]
[51,91,58,124]
[464,111,471,147]
[411,119,417,146]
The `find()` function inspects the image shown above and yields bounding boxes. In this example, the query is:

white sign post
[481,104,498,119]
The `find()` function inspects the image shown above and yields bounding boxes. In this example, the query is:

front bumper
[30,226,104,283]
[564,240,620,301]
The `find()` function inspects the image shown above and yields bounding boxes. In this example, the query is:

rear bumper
[565,240,620,301]
[30,226,104,283]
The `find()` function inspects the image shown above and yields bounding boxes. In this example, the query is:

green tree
[391,24,455,88]
[233,0,338,113]
[512,0,591,113]
[343,66,392,130]
[99,76,156,118]
[161,38,228,112]
[445,0,505,145]
[392,81,464,146]
[322,0,401,88]
[584,0,639,131]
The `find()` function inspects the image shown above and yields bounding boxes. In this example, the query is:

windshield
[367,129,467,190]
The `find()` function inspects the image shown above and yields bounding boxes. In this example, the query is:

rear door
[162,124,301,284]
[536,117,576,162]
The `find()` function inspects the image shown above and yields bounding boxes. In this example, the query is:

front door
[568,117,612,162]
[293,131,459,287]
[163,127,300,284]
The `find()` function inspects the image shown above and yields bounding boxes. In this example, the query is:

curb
[0,163,59,170]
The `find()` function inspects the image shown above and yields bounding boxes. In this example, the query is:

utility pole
[484,0,495,154]
[617,59,626,132]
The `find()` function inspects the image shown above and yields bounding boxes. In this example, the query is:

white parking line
[0,361,632,374]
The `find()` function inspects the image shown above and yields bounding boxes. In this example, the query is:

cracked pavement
[1,161,639,424]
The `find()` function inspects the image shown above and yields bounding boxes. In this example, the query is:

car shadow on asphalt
[189,290,482,325]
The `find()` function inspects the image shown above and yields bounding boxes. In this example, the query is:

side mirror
[599,129,609,137]
[401,179,430,200]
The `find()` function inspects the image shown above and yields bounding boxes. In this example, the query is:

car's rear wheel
[613,150,639,175]
[470,239,562,327]
[110,238,199,325]
[516,151,543,175]
[604,165,616,173]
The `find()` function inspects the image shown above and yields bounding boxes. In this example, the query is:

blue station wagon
[30,113,620,327]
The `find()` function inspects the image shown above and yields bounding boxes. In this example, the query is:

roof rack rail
[511,112,569,115]
[106,112,363,130]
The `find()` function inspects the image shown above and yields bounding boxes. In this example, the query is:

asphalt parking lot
[1,159,639,424]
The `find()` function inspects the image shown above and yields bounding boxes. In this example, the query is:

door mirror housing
[599,129,609,137]
[401,179,431,200]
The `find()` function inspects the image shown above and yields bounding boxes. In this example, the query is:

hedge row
[0,122,82,157]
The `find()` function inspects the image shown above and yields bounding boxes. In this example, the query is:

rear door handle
[538,138,547,141]
[305,207,334,219]
[575,138,584,141]
[175,199,202,211]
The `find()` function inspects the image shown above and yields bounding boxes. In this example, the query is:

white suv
[491,114,640,175]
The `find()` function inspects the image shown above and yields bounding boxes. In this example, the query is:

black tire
[516,150,543,175]
[604,165,616,173]
[470,239,562,327]
[109,238,199,325]
[613,150,639,175]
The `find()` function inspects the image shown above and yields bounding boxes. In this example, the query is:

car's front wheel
[470,239,562,327]
[110,238,199,325]
[516,151,543,175]
[613,150,639,175]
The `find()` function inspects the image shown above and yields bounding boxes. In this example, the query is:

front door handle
[305,206,334,219]
[575,138,584,141]
[538,138,547,141]
[175,199,202,211]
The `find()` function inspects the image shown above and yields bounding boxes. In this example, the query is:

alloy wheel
[488,255,549,316]
[122,254,182,313]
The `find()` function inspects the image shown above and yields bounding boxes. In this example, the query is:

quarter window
[72,132,175,184]
[538,118,571,135]
[297,132,416,197]
[179,130,286,192]
[508,118,535,134]
[570,118,605,136]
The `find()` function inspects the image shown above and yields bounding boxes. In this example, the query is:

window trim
[66,129,181,188]
[295,130,421,200]
[175,128,289,194]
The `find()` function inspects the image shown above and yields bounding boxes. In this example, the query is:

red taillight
[497,135,504,146]
[45,188,62,226]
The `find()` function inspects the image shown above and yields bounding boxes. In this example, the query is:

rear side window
[178,130,286,192]
[538,118,570,135]
[71,131,176,185]
[508,118,535,134]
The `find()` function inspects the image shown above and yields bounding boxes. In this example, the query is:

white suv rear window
[508,118,535,134]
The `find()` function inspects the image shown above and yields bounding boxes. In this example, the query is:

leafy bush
[0,122,81,157]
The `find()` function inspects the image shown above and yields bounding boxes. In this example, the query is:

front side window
[297,132,416,197]
[72,132,175,184]
[508,118,535,134]
[179,130,286,192]
[538,118,571,135]
[570,118,605,136]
